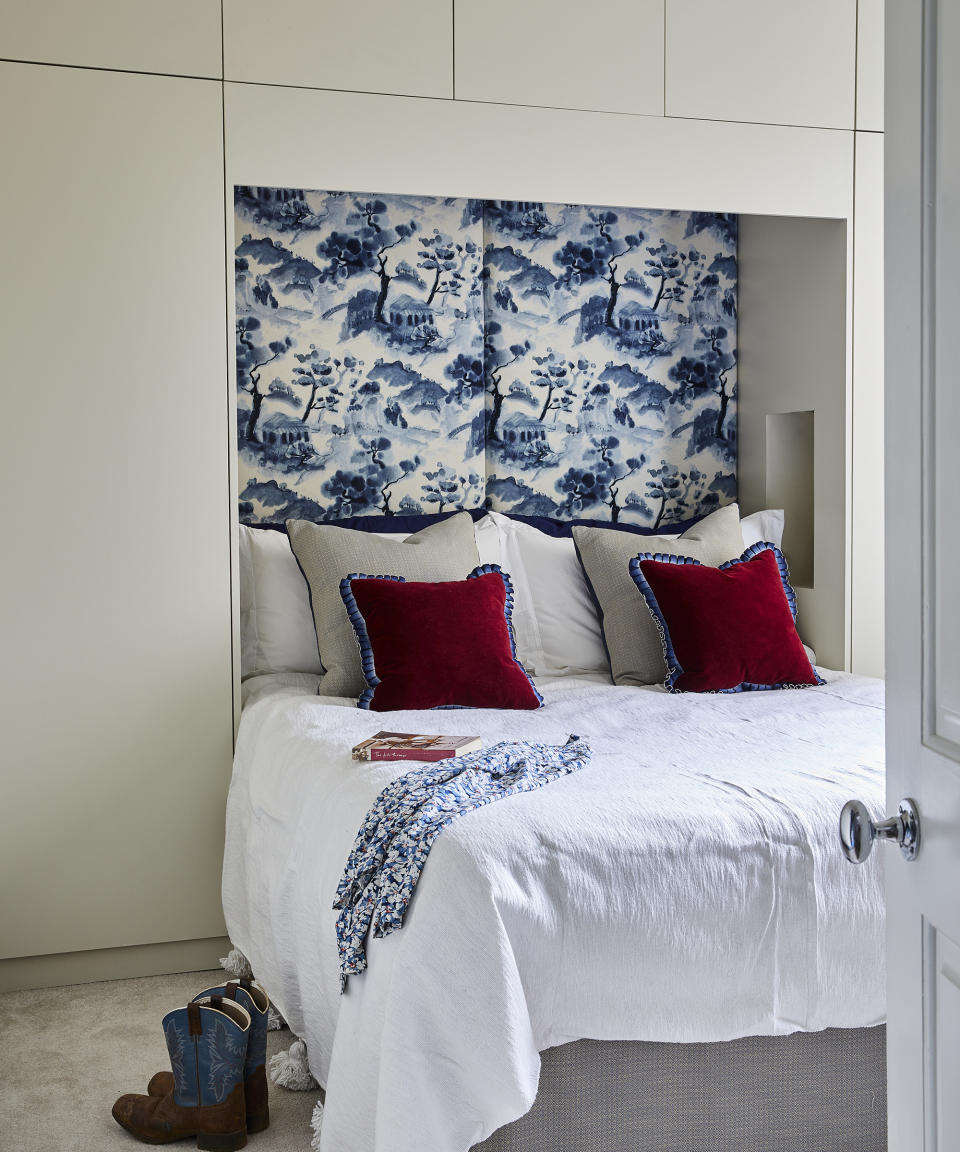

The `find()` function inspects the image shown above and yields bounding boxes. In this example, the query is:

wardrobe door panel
[454,0,664,115]
[224,0,453,98]
[665,0,857,129]
[0,63,232,959]
[0,0,222,78]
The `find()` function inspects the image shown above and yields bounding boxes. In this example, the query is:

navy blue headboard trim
[247,506,708,538]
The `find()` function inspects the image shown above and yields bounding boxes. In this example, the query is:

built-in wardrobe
[0,0,884,990]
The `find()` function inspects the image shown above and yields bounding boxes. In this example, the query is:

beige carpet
[0,970,319,1152]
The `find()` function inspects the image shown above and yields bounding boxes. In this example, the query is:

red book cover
[351,731,482,762]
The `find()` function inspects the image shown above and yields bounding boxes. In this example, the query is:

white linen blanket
[222,671,886,1152]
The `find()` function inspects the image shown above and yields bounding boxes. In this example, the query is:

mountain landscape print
[482,201,738,525]
[234,187,737,527]
[235,188,485,523]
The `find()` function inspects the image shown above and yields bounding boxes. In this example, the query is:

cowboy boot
[146,979,270,1134]
[112,996,249,1149]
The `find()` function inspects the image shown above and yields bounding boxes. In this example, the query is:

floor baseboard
[0,936,230,992]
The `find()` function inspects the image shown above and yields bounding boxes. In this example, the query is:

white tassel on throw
[309,1098,325,1151]
[269,1038,317,1091]
[219,948,253,980]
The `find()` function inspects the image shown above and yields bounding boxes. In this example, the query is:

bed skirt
[472,1026,887,1152]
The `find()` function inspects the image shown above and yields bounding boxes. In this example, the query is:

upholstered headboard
[234,188,737,528]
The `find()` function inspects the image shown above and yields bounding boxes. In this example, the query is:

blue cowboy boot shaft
[164,999,248,1107]
[189,981,267,1086]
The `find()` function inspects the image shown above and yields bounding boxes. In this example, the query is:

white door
[882,1,960,1148]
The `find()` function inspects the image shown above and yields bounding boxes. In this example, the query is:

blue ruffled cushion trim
[627,541,824,694]
[339,572,404,709]
[338,565,543,710]
[626,552,697,692]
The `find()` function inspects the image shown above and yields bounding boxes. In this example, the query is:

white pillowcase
[740,508,785,550]
[483,508,788,679]
[239,519,503,680]
[484,512,607,677]
[472,513,504,569]
[239,525,323,679]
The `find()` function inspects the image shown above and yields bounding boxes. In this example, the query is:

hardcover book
[351,731,482,762]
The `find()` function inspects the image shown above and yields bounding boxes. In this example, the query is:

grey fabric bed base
[473,1026,886,1152]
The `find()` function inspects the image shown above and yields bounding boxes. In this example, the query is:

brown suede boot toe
[111,1094,139,1133]
[112,1092,180,1145]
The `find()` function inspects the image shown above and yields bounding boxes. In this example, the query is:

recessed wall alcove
[225,83,877,694]
[231,194,850,671]
[738,215,849,668]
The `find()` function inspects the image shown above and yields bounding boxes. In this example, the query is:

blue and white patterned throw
[334,735,591,989]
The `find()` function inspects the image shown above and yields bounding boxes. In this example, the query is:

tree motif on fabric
[554,210,645,329]
[236,318,294,443]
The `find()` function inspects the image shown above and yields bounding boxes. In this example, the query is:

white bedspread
[223,671,886,1152]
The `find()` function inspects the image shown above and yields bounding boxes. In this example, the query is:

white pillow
[239,525,322,679]
[484,512,609,677]
[239,518,502,679]
[482,508,788,679]
[740,508,784,550]
[472,513,504,569]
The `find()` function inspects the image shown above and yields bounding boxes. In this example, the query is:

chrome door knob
[839,798,921,863]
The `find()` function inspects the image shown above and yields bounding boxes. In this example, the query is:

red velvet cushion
[629,544,821,693]
[340,567,543,711]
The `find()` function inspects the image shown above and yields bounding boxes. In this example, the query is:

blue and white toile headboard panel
[235,189,737,527]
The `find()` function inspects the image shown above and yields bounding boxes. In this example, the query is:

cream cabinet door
[454,0,664,115]
[665,0,857,129]
[224,0,453,98]
[0,0,222,78]
[0,63,233,959]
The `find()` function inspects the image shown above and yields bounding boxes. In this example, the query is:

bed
[223,664,887,1152]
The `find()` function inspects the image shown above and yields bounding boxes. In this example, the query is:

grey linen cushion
[572,503,745,687]
[286,512,480,698]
